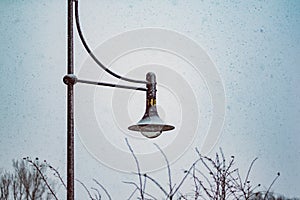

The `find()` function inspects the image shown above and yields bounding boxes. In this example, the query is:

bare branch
[91,187,102,200]
[24,158,58,200]
[93,179,112,200]
[76,179,94,200]
[263,172,280,200]
[153,143,173,194]
[125,138,144,200]
[127,187,138,200]
[172,158,200,197]
[123,181,157,200]
[143,174,168,196]
[244,157,258,188]
[47,163,67,190]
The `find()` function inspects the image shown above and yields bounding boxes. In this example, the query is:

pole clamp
[63,74,78,86]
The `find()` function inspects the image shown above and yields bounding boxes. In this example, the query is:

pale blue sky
[0,0,299,199]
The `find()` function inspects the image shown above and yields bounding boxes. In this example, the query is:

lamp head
[128,72,175,138]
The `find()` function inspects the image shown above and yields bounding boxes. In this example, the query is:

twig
[172,158,200,196]
[153,143,173,194]
[47,164,67,190]
[143,174,168,196]
[125,138,144,200]
[127,187,138,200]
[123,181,157,200]
[25,158,59,200]
[195,168,214,194]
[244,157,258,188]
[76,179,94,200]
[93,179,112,200]
[195,148,218,185]
[91,187,101,200]
[192,167,200,200]
[263,172,280,200]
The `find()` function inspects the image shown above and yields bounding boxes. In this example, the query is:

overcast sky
[0,0,299,199]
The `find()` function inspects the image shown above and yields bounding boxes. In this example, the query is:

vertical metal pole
[67,0,74,199]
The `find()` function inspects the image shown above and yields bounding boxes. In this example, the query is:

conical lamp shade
[128,72,175,138]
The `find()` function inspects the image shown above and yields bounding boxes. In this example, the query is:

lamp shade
[128,72,175,138]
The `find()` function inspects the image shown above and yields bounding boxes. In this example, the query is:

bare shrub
[0,158,57,200]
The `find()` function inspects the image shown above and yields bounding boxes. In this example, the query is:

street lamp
[128,72,175,138]
[64,0,175,199]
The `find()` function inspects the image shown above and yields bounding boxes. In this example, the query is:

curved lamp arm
[74,0,147,84]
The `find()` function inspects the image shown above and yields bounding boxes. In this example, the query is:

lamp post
[64,0,174,199]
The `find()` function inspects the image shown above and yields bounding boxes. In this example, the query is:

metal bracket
[63,74,78,86]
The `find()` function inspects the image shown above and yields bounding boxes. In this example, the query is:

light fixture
[128,72,175,138]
